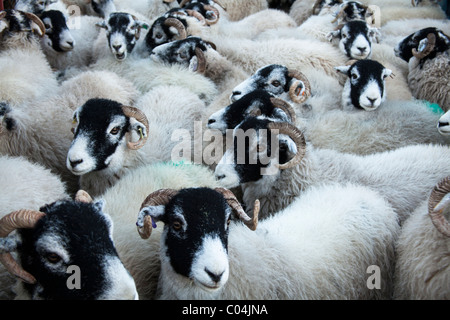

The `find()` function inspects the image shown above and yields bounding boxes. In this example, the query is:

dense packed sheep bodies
[0,0,449,300]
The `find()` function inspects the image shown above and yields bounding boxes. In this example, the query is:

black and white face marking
[231,64,297,103]
[15,0,53,15]
[17,199,137,300]
[214,117,298,188]
[67,99,132,175]
[207,89,292,134]
[145,15,188,51]
[335,59,392,111]
[394,27,450,63]
[139,188,231,292]
[97,12,148,61]
[328,20,379,59]
[40,10,75,52]
[150,36,209,71]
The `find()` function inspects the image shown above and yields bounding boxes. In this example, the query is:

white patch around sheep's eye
[351,73,358,80]
[342,33,348,39]
[110,126,120,135]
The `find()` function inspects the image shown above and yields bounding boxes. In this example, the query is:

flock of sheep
[0,0,449,300]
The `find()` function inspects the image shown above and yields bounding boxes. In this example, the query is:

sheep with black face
[0,191,138,300]
[95,11,150,61]
[137,185,399,299]
[395,27,450,111]
[328,20,380,59]
[335,59,392,111]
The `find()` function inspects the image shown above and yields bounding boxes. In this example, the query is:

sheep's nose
[69,159,83,168]
[205,268,224,283]
[357,46,366,53]
[66,41,74,48]
[367,97,377,105]
[216,174,225,180]
[113,44,122,51]
[438,121,449,128]
[208,118,216,125]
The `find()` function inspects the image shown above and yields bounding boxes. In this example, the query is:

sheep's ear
[129,117,148,140]
[382,68,393,80]
[138,205,166,229]
[188,55,200,72]
[0,11,8,34]
[95,20,108,29]
[368,27,381,43]
[327,30,340,42]
[137,21,150,30]
[334,65,351,75]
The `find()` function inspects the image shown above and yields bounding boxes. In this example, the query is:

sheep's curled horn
[121,106,149,150]
[0,209,45,284]
[23,11,46,37]
[288,70,311,104]
[164,17,187,40]
[412,33,436,60]
[0,190,93,284]
[136,188,260,239]
[428,176,450,237]
[267,121,306,170]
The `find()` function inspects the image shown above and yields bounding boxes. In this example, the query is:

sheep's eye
[271,80,281,87]
[172,221,182,230]
[178,52,188,60]
[342,33,347,39]
[155,33,163,39]
[46,252,62,264]
[110,126,120,135]
[227,218,231,226]
[351,73,358,80]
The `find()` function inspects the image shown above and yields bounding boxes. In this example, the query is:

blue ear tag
[151,217,157,229]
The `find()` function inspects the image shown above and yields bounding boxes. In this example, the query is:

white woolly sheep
[393,176,450,299]
[67,85,207,197]
[395,27,450,112]
[214,117,450,223]
[137,183,399,299]
[0,155,69,300]
[0,190,138,299]
[0,10,59,106]
[97,161,221,299]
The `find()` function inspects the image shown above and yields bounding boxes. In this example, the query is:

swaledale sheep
[97,161,221,299]
[0,70,138,195]
[39,11,104,72]
[137,184,399,299]
[95,11,151,61]
[395,27,450,112]
[214,117,450,223]
[0,10,59,106]
[393,176,450,300]
[0,190,138,299]
[67,85,206,197]
[335,59,392,111]
[0,155,69,300]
